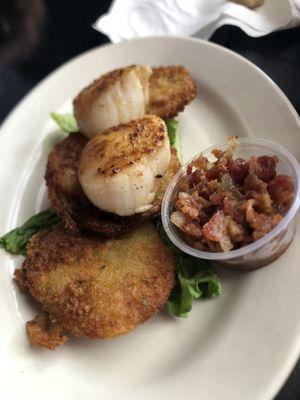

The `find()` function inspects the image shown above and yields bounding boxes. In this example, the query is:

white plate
[0,37,300,400]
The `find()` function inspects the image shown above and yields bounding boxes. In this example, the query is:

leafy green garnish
[165,118,182,162]
[156,219,221,318]
[156,119,220,317]
[168,256,221,318]
[0,209,61,256]
[51,112,78,133]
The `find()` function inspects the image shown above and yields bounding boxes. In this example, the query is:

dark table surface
[0,1,299,398]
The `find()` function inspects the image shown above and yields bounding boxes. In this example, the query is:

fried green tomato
[18,222,175,349]
[26,313,68,350]
[45,132,181,236]
[147,66,197,119]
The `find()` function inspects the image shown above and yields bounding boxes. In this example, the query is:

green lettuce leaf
[0,209,61,256]
[51,112,78,133]
[156,117,220,317]
[156,219,221,318]
[168,255,221,318]
[165,118,183,162]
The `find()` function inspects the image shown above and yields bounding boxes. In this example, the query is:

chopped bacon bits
[211,149,225,160]
[244,173,267,193]
[228,158,249,184]
[181,223,202,238]
[268,175,294,212]
[223,197,245,225]
[227,219,247,243]
[210,190,227,206]
[171,143,294,253]
[245,199,283,237]
[188,169,203,187]
[206,165,227,181]
[202,210,233,252]
[248,155,277,183]
[187,156,207,174]
[170,211,186,229]
[176,192,200,219]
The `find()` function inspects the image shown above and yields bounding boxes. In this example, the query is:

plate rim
[0,35,299,400]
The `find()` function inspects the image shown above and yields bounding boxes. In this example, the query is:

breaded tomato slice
[18,222,175,349]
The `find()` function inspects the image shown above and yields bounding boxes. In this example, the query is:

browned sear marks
[79,115,167,177]
[45,132,180,237]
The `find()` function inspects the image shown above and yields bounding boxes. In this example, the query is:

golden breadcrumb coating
[26,313,68,350]
[147,65,197,118]
[20,223,175,349]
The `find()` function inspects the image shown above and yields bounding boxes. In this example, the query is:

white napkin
[94,0,300,42]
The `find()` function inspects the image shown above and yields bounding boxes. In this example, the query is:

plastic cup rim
[162,137,300,261]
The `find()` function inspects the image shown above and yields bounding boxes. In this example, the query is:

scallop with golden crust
[45,130,181,236]
[78,115,171,216]
[74,65,153,138]
[73,65,197,139]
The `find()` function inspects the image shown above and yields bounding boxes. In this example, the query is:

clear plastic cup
[162,138,300,271]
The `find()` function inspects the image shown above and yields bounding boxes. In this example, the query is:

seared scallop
[74,65,152,138]
[73,65,197,139]
[78,115,171,217]
[45,132,181,237]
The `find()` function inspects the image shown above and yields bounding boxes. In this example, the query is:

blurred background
[0,0,299,398]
